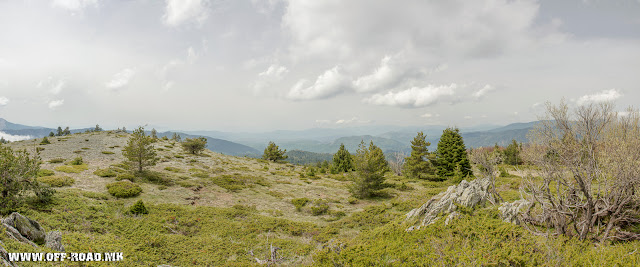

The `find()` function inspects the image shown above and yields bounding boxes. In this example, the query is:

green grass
[36,175,75,187]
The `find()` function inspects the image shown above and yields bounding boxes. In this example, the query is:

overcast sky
[1,0,639,132]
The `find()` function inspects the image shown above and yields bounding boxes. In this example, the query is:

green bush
[129,200,149,215]
[101,151,115,155]
[164,166,183,172]
[106,181,142,198]
[116,173,136,181]
[40,137,51,145]
[48,158,65,164]
[37,169,55,177]
[37,175,75,187]
[55,164,88,173]
[310,199,329,216]
[93,168,117,177]
[69,157,83,165]
[291,198,310,211]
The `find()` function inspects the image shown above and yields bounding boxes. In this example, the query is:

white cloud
[51,0,98,11]
[38,77,66,95]
[421,113,433,118]
[464,116,473,119]
[48,99,64,110]
[363,84,457,108]
[259,64,289,80]
[576,89,622,105]
[353,56,397,93]
[163,0,209,27]
[287,66,351,100]
[187,47,198,64]
[0,97,8,106]
[0,131,32,142]
[106,68,135,90]
[335,117,358,124]
[472,84,496,99]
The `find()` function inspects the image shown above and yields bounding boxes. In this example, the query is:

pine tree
[129,200,149,215]
[150,128,158,139]
[350,140,389,198]
[435,127,472,180]
[122,127,158,173]
[262,141,287,162]
[332,143,354,172]
[181,137,207,154]
[48,132,55,137]
[403,131,434,179]
[0,145,49,214]
[40,137,51,145]
[503,139,522,165]
[171,133,181,142]
[56,126,63,136]
[62,127,71,136]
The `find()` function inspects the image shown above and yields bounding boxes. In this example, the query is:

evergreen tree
[435,127,472,179]
[56,126,63,136]
[122,126,158,172]
[48,132,55,137]
[129,200,149,215]
[181,137,207,154]
[503,139,522,165]
[150,128,158,139]
[94,124,102,132]
[62,127,71,136]
[403,131,434,179]
[0,137,6,144]
[40,137,51,145]
[332,143,354,172]
[171,133,181,142]
[350,140,389,198]
[262,141,287,162]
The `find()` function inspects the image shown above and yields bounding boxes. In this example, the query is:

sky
[0,0,639,132]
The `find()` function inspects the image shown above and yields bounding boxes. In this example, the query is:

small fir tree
[350,140,390,198]
[435,127,472,179]
[122,126,158,173]
[181,137,207,154]
[262,141,287,162]
[403,131,434,179]
[332,143,354,172]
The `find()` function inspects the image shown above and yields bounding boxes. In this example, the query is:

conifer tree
[40,137,51,145]
[94,124,102,132]
[150,128,158,139]
[56,126,63,136]
[350,140,389,198]
[181,137,207,154]
[48,132,55,137]
[435,127,472,179]
[332,143,354,172]
[262,141,287,162]
[122,126,157,172]
[403,131,434,179]
[62,127,71,136]
[503,139,522,165]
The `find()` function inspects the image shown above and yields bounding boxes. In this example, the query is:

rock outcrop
[498,199,531,225]
[405,178,492,231]
[44,231,64,252]
[1,213,45,245]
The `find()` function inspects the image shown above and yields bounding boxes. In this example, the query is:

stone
[45,231,65,252]
[1,213,46,245]
[406,178,492,231]
[498,199,531,225]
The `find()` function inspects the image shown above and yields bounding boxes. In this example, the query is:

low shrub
[48,158,65,164]
[129,200,149,215]
[310,199,330,216]
[69,157,83,165]
[164,166,183,173]
[101,151,115,155]
[116,173,136,181]
[37,169,55,177]
[106,181,142,198]
[37,175,75,187]
[291,198,310,211]
[93,168,117,177]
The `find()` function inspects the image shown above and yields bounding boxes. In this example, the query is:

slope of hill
[2,130,636,266]
[156,131,260,157]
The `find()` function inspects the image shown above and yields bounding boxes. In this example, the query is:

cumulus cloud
[287,66,351,100]
[48,99,64,110]
[282,0,540,60]
[106,68,135,90]
[472,84,496,99]
[576,89,622,105]
[0,97,8,106]
[353,56,397,93]
[163,0,209,27]
[363,84,457,108]
[51,0,98,11]
[0,131,32,142]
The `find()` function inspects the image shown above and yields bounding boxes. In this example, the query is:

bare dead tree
[469,148,503,204]
[520,101,640,242]
[388,151,407,176]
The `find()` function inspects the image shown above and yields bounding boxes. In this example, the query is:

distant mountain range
[0,117,540,162]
